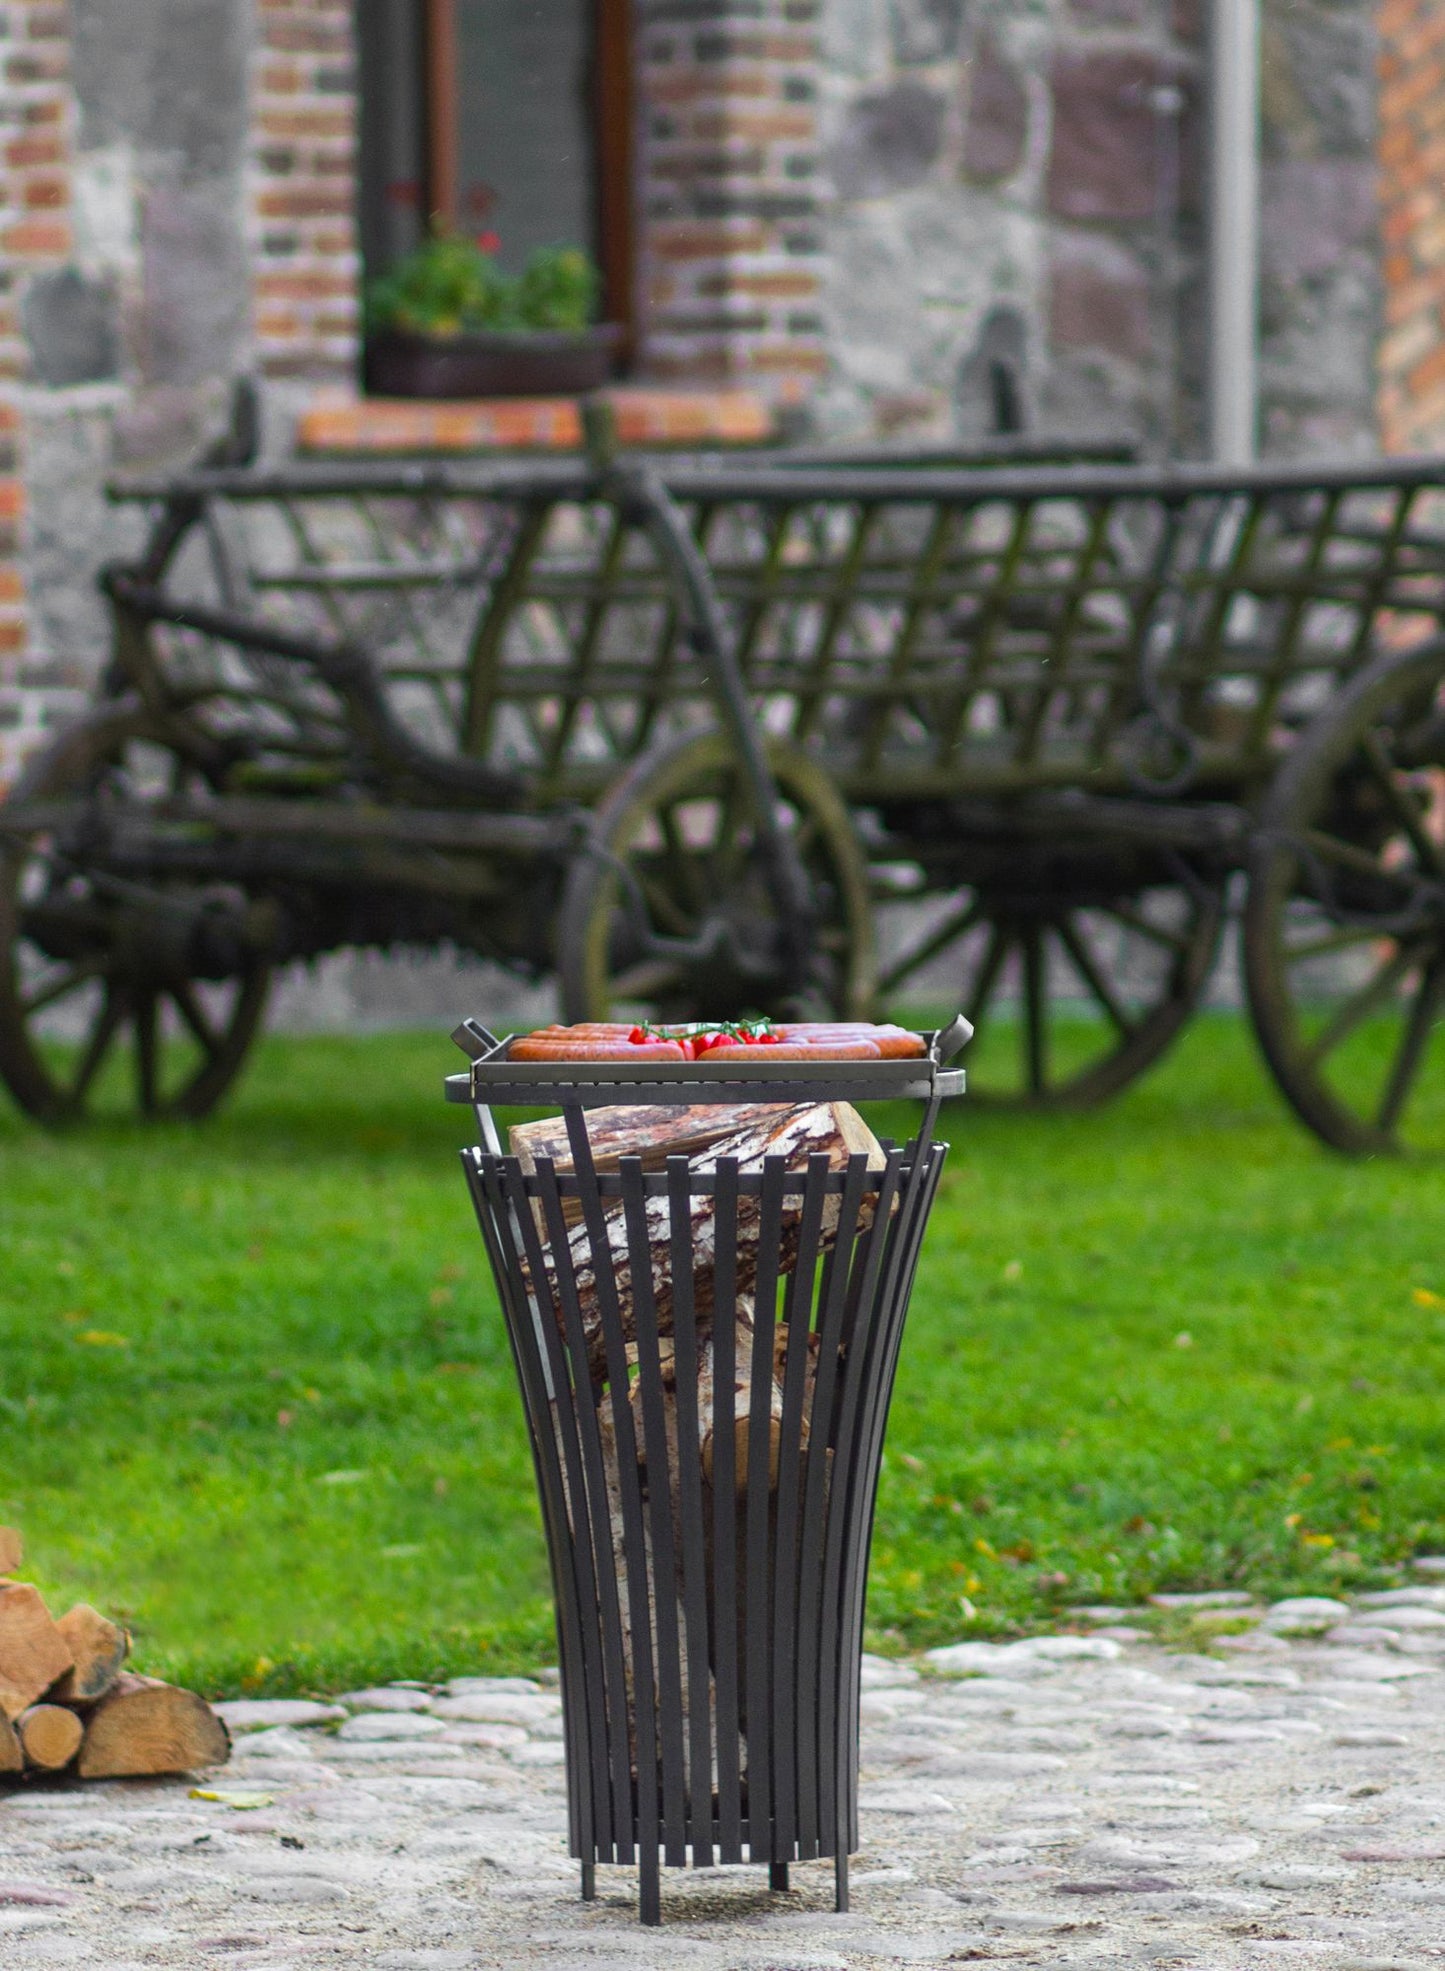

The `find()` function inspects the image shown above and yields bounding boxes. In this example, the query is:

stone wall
[248,0,360,382]
[813,0,1379,458]
[1376,0,1445,450]
[1258,0,1381,458]
[0,0,361,789]
[0,0,79,784]
[636,0,827,401]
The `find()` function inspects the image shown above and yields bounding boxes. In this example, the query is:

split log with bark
[17,1703,84,1772]
[0,1584,74,1719]
[51,1604,130,1704]
[0,1544,228,1783]
[76,1673,231,1779]
[513,1099,886,1382]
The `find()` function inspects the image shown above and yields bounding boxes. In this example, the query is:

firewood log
[0,1527,20,1577]
[17,1703,83,1772]
[51,1605,130,1705]
[526,1101,885,1379]
[76,1674,230,1779]
[0,1713,21,1774]
[625,1302,797,1495]
[0,1584,74,1720]
[511,1103,791,1233]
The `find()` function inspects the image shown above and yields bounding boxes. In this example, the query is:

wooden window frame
[419,0,636,361]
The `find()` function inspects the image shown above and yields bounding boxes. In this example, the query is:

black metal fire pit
[445,1019,967,1925]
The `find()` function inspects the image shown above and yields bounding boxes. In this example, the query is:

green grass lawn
[2,1013,1443,1697]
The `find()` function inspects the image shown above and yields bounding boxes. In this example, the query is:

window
[357,1,634,350]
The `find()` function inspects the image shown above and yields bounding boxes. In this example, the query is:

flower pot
[363,324,624,400]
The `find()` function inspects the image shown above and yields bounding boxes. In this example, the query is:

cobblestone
[6,1608,1445,1967]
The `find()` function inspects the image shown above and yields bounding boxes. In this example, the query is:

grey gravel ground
[5,1587,1445,1970]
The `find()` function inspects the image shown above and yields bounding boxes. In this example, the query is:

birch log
[523,1101,885,1379]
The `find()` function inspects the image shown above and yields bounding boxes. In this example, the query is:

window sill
[296,386,776,455]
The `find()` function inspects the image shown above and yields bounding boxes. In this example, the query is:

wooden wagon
[2,409,1443,1151]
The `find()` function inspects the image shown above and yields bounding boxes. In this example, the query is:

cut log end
[76,1674,231,1779]
[0,1527,21,1577]
[0,1583,75,1720]
[52,1604,131,1705]
[17,1702,84,1772]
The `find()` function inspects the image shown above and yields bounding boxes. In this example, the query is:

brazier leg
[580,1862,595,1902]
[770,1862,790,1892]
[639,1847,661,1927]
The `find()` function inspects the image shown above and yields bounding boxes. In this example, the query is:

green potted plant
[363,232,622,399]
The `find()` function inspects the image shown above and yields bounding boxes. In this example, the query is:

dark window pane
[358,0,426,278]
[454,0,596,273]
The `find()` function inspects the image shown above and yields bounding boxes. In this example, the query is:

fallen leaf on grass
[190,1789,275,1810]
[75,1330,129,1348]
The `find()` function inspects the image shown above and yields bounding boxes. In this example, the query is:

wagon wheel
[875,871,1225,1108]
[557,728,874,1024]
[0,699,273,1123]
[1245,643,1445,1154]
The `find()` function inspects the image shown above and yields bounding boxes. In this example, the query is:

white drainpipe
[1207,0,1261,464]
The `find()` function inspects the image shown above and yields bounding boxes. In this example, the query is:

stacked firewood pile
[0,1528,230,1779]
[509,1099,890,1708]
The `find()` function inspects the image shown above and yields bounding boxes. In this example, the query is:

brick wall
[0,0,73,786]
[637,0,824,400]
[1377,0,1445,451]
[248,0,361,381]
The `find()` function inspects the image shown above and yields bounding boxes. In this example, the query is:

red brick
[21,173,68,210]
[256,185,352,219]
[4,134,64,168]
[1,219,70,256]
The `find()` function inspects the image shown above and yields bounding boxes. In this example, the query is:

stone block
[1047,50,1193,224]
[1261,157,1377,289]
[1050,238,1153,364]
[1071,0,1150,20]
[21,266,121,386]
[140,183,250,387]
[962,33,1028,184]
[890,0,965,65]
[72,0,249,174]
[830,81,947,199]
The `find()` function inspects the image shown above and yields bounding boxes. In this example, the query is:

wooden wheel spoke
[1284,922,1387,965]
[879,899,982,994]
[965,924,1010,1028]
[1056,916,1138,1040]
[1302,940,1419,1068]
[21,958,105,1017]
[658,806,705,912]
[1301,827,1417,888]
[1360,732,1445,879]
[1376,957,1445,1134]
[134,993,160,1114]
[1102,901,1191,954]
[611,959,690,999]
[70,987,126,1102]
[1021,925,1047,1095]
[637,870,696,938]
[170,980,224,1060]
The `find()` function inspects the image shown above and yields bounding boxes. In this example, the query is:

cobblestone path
[5,1588,1445,1969]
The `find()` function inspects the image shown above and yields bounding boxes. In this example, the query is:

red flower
[475,230,500,254]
